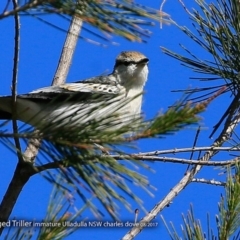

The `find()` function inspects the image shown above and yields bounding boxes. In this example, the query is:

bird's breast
[123,88,143,118]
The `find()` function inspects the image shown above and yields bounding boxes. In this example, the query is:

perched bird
[0,51,149,130]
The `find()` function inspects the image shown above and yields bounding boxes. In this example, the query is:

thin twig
[2,0,11,13]
[192,178,225,186]
[187,126,201,172]
[190,126,201,160]
[177,0,194,17]
[110,155,239,166]
[33,156,240,174]
[11,0,23,163]
[159,0,167,29]
[136,147,240,156]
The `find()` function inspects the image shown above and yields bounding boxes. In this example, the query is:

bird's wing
[17,75,123,102]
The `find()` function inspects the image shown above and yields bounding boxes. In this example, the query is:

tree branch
[110,155,240,166]
[33,155,240,176]
[0,162,33,228]
[52,16,82,85]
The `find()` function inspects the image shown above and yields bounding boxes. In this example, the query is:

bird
[0,51,149,131]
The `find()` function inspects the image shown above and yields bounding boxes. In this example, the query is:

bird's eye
[123,62,130,66]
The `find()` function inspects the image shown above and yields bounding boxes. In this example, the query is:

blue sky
[0,1,236,239]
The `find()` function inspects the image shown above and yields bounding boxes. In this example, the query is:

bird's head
[113,51,149,90]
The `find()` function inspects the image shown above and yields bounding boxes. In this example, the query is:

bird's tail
[0,96,12,120]
[0,110,12,120]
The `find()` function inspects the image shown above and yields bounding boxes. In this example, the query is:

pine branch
[217,165,240,238]
[161,205,217,240]
[161,165,240,240]
[161,0,240,137]
[0,0,171,42]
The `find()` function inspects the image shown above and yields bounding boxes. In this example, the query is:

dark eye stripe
[115,58,149,67]
[123,62,130,66]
